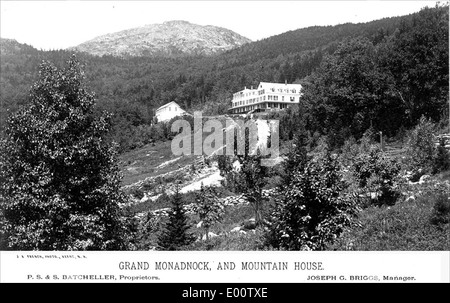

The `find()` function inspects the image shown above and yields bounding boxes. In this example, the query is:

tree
[405,116,436,175]
[302,37,401,147]
[280,119,309,186]
[433,136,450,174]
[0,56,127,250]
[193,184,224,240]
[238,150,268,226]
[157,187,195,250]
[378,4,449,127]
[265,152,356,250]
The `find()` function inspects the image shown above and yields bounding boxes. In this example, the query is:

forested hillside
[1,4,448,152]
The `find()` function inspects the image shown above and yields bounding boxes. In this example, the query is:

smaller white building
[155,101,186,123]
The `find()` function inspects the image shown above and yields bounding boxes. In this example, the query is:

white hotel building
[229,82,302,114]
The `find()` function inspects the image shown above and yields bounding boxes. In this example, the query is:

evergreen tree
[0,56,127,250]
[157,187,195,250]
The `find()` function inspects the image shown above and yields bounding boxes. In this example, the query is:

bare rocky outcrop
[70,20,251,57]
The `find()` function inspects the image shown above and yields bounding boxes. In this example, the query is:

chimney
[285,79,287,85]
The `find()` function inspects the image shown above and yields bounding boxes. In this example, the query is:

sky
[0,0,442,50]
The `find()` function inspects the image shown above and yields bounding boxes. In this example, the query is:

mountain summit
[70,20,251,57]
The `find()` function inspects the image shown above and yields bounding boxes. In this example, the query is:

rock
[230,226,241,233]
[403,171,413,180]
[232,160,242,171]
[239,230,247,235]
[405,196,415,202]
[419,174,431,184]
[202,232,218,240]
[243,218,256,230]
[196,221,203,228]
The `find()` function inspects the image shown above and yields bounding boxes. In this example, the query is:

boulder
[419,174,431,184]
[230,226,241,233]
[405,195,415,202]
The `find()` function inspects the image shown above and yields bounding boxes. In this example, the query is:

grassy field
[118,140,201,185]
[329,189,449,250]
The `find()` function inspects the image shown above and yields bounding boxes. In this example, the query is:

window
[169,107,171,111]
[290,97,295,102]
[282,96,284,101]
[274,96,278,101]
[175,107,177,111]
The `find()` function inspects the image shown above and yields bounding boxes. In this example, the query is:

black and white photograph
[0,0,448,287]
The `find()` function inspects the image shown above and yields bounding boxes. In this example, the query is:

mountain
[69,20,251,57]
[0,38,38,56]
[1,5,447,152]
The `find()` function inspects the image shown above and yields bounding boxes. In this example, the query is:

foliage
[280,134,309,186]
[433,137,450,174]
[302,5,448,148]
[330,188,450,251]
[303,36,404,148]
[135,212,163,250]
[185,229,265,251]
[157,186,196,250]
[429,190,450,226]
[0,56,127,250]
[193,184,225,240]
[377,5,449,127]
[236,151,269,225]
[265,152,357,250]
[351,147,401,206]
[405,116,436,174]
[217,155,234,177]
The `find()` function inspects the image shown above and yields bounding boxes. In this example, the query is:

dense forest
[1,4,448,152]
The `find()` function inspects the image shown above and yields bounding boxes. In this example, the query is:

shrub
[351,147,401,206]
[236,152,269,225]
[193,184,225,240]
[330,189,450,251]
[405,116,436,174]
[433,136,450,174]
[430,191,450,226]
[264,152,357,250]
[135,212,163,250]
